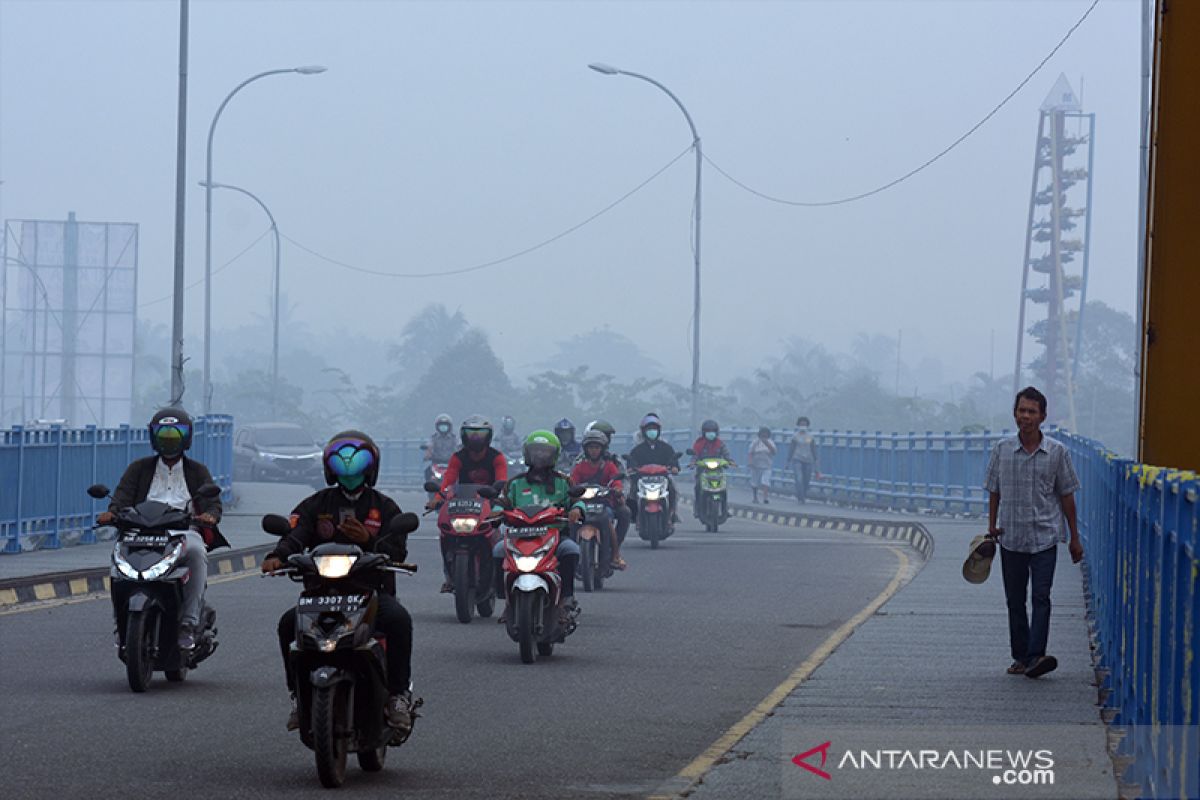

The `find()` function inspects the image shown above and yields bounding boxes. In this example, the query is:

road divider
[0,543,275,610]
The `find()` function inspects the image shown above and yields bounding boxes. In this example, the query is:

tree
[386,304,469,380]
[528,328,665,381]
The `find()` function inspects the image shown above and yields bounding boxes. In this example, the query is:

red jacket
[570,458,623,500]
[690,436,732,461]
[438,447,508,497]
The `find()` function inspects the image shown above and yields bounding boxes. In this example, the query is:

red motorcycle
[478,486,580,664]
[424,481,498,624]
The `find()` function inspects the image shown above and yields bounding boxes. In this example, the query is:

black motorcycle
[88,482,223,693]
[262,512,421,789]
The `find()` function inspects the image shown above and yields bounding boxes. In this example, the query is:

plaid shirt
[983,433,1080,554]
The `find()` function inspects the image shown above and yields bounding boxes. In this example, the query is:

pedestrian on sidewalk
[983,386,1084,679]
[787,416,819,504]
[747,427,778,504]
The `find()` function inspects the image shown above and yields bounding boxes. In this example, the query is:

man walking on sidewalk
[984,386,1084,679]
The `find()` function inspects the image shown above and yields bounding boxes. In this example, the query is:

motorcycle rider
[569,428,627,570]
[492,430,584,619]
[690,419,734,512]
[426,415,509,593]
[98,407,227,650]
[495,415,521,454]
[626,413,681,528]
[423,413,457,485]
[261,431,418,736]
[584,419,631,544]
[554,417,582,469]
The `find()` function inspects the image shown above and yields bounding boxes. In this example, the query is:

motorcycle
[688,451,732,532]
[87,482,223,693]
[262,512,422,789]
[574,484,617,592]
[478,485,581,664]
[424,481,498,623]
[628,463,674,549]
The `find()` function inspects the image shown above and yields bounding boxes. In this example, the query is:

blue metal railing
[0,415,234,554]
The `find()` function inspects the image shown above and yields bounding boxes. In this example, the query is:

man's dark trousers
[1000,544,1057,666]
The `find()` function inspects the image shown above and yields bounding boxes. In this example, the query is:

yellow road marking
[0,567,258,616]
[69,578,89,595]
[33,583,56,600]
[0,588,17,606]
[649,545,913,799]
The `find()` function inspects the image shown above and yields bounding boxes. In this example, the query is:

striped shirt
[983,433,1080,554]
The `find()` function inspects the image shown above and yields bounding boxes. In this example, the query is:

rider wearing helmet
[626,413,682,527]
[423,413,457,479]
[262,431,418,737]
[553,417,581,469]
[582,419,632,544]
[495,415,521,455]
[99,407,227,650]
[690,419,734,512]
[570,428,627,570]
[428,415,509,592]
[492,430,585,617]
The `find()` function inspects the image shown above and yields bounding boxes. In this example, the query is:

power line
[282,145,693,279]
[139,226,272,308]
[704,0,1101,208]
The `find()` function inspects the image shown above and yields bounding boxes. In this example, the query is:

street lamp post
[589,62,703,434]
[199,181,281,418]
[202,65,325,414]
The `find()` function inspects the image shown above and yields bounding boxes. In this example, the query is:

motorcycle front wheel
[357,741,387,772]
[125,609,156,693]
[453,552,474,624]
[313,684,349,788]
[515,592,538,664]
[579,538,596,593]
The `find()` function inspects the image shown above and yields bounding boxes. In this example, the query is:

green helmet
[523,429,561,470]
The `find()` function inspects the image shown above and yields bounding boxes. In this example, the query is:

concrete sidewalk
[0,482,429,582]
[678,518,1116,800]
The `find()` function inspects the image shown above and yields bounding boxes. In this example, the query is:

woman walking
[747,427,778,504]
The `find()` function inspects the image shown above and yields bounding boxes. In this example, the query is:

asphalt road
[2,509,905,799]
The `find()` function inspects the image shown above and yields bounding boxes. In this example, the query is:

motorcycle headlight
[113,548,140,580]
[703,460,721,470]
[141,543,183,580]
[314,555,357,579]
[451,517,479,533]
[644,489,661,500]
[318,639,338,653]
[581,487,599,500]
[514,556,541,573]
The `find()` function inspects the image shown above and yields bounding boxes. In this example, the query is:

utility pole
[169,0,189,407]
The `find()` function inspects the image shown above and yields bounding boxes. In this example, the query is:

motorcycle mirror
[195,482,222,499]
[423,480,441,493]
[388,512,420,537]
[476,485,498,500]
[86,484,110,499]
[261,514,292,537]
[419,443,429,451]
[686,448,695,455]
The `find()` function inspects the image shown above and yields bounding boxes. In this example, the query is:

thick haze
[0,0,1140,393]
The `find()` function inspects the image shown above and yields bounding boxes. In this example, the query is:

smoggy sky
[0,0,1142,388]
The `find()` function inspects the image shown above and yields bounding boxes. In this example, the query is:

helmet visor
[463,428,490,448]
[151,422,189,456]
[524,442,558,470]
[325,439,375,489]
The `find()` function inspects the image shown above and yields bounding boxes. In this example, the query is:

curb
[0,543,275,609]
[681,496,934,560]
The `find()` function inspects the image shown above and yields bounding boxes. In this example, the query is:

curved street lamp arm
[613,69,700,144]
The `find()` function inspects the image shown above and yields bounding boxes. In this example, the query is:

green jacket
[504,471,586,522]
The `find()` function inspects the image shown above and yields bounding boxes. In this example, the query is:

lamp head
[588,63,620,76]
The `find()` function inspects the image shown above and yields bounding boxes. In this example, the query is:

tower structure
[1013,75,1096,429]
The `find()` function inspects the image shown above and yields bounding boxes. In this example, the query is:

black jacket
[109,455,228,550]
[627,440,680,470]
[269,486,408,594]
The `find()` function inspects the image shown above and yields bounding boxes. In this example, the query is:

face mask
[645,429,659,441]
[437,424,450,434]
[704,431,717,441]
[798,427,809,434]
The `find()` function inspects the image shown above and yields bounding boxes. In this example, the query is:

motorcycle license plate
[585,503,607,515]
[124,534,170,547]
[510,526,552,539]
[298,594,366,613]
[448,500,483,514]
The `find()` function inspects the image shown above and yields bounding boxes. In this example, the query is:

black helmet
[581,428,608,455]
[461,414,494,451]
[149,407,193,457]
[323,430,381,490]
[553,417,576,445]
[585,419,616,445]
[701,419,719,434]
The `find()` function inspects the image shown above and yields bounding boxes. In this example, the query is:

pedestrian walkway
[676,517,1116,800]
